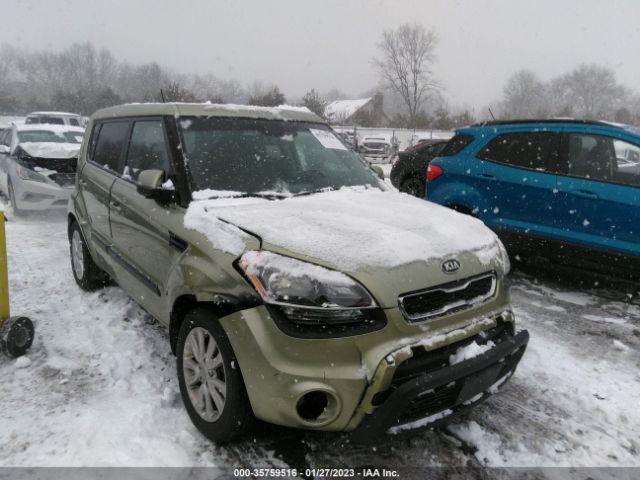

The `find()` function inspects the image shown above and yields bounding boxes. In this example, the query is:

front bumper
[350,329,529,443]
[219,296,526,433]
[13,178,71,211]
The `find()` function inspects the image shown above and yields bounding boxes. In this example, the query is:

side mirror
[371,165,385,180]
[0,145,10,155]
[136,169,173,203]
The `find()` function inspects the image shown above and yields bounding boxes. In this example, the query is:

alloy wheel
[183,326,227,422]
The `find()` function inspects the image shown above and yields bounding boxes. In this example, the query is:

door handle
[570,189,599,200]
[110,200,122,212]
[478,173,496,179]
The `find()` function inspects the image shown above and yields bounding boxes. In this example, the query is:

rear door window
[563,133,640,187]
[477,132,560,172]
[123,120,172,181]
[91,121,130,172]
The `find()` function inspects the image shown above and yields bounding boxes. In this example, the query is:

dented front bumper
[220,298,526,434]
[349,329,529,442]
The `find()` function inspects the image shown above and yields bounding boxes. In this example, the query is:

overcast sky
[2,0,639,110]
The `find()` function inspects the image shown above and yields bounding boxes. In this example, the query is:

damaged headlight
[239,250,378,326]
[16,164,48,184]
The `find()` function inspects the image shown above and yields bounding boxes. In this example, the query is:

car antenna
[488,107,496,121]
[160,89,166,103]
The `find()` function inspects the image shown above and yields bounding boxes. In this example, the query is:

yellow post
[0,211,34,357]
[0,210,9,322]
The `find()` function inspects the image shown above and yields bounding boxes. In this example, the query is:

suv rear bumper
[349,329,528,442]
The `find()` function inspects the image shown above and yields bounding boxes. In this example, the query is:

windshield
[63,131,84,143]
[18,130,67,143]
[178,117,380,195]
[17,130,81,144]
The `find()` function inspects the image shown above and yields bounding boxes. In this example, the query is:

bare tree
[560,64,627,119]
[373,23,439,127]
[501,69,547,119]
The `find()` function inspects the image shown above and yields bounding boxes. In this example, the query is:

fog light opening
[296,391,329,421]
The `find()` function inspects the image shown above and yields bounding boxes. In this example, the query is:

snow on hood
[18,142,80,159]
[184,188,500,271]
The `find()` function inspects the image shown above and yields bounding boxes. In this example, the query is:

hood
[18,142,80,159]
[184,188,506,307]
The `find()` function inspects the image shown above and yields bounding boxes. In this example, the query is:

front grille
[398,382,460,423]
[399,272,497,323]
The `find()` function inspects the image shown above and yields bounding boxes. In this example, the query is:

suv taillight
[426,164,443,181]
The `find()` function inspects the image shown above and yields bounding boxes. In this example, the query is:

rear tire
[400,175,425,198]
[177,307,254,443]
[69,221,109,291]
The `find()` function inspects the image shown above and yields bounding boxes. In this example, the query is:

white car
[25,111,85,127]
[358,135,399,163]
[0,123,84,214]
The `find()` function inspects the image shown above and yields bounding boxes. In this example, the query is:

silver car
[0,123,84,214]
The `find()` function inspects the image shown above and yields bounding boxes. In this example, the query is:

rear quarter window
[439,134,474,157]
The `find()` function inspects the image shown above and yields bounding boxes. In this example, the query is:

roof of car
[459,118,640,138]
[28,111,82,117]
[91,103,324,123]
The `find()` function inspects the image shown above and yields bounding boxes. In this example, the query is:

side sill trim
[91,232,161,296]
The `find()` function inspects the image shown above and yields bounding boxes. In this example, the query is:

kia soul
[68,103,528,443]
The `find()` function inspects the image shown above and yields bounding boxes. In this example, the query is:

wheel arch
[169,293,260,355]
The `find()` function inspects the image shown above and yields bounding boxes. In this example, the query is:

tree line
[0,42,289,115]
[497,65,640,123]
[1,36,638,128]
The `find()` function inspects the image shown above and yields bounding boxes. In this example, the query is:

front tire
[69,221,108,291]
[400,175,426,198]
[177,307,253,443]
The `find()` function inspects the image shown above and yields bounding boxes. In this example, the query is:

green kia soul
[68,103,529,443]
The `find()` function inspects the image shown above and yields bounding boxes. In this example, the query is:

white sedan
[0,123,84,215]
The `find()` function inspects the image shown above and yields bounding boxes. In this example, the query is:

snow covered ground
[0,208,639,468]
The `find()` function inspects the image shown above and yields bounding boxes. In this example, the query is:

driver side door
[109,118,182,319]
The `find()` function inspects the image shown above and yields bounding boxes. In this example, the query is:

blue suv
[426,120,640,281]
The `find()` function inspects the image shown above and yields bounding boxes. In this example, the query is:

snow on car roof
[28,111,82,117]
[92,102,322,123]
[324,98,371,123]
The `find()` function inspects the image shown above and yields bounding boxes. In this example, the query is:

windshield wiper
[201,192,290,201]
[292,187,338,197]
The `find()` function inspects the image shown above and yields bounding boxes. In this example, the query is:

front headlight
[16,164,48,183]
[239,251,379,326]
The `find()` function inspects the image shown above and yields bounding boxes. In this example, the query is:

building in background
[325,92,389,127]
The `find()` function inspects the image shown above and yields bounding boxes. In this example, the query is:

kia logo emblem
[442,259,461,274]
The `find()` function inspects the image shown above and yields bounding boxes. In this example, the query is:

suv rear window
[477,132,560,171]
[439,134,474,157]
[91,121,129,172]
